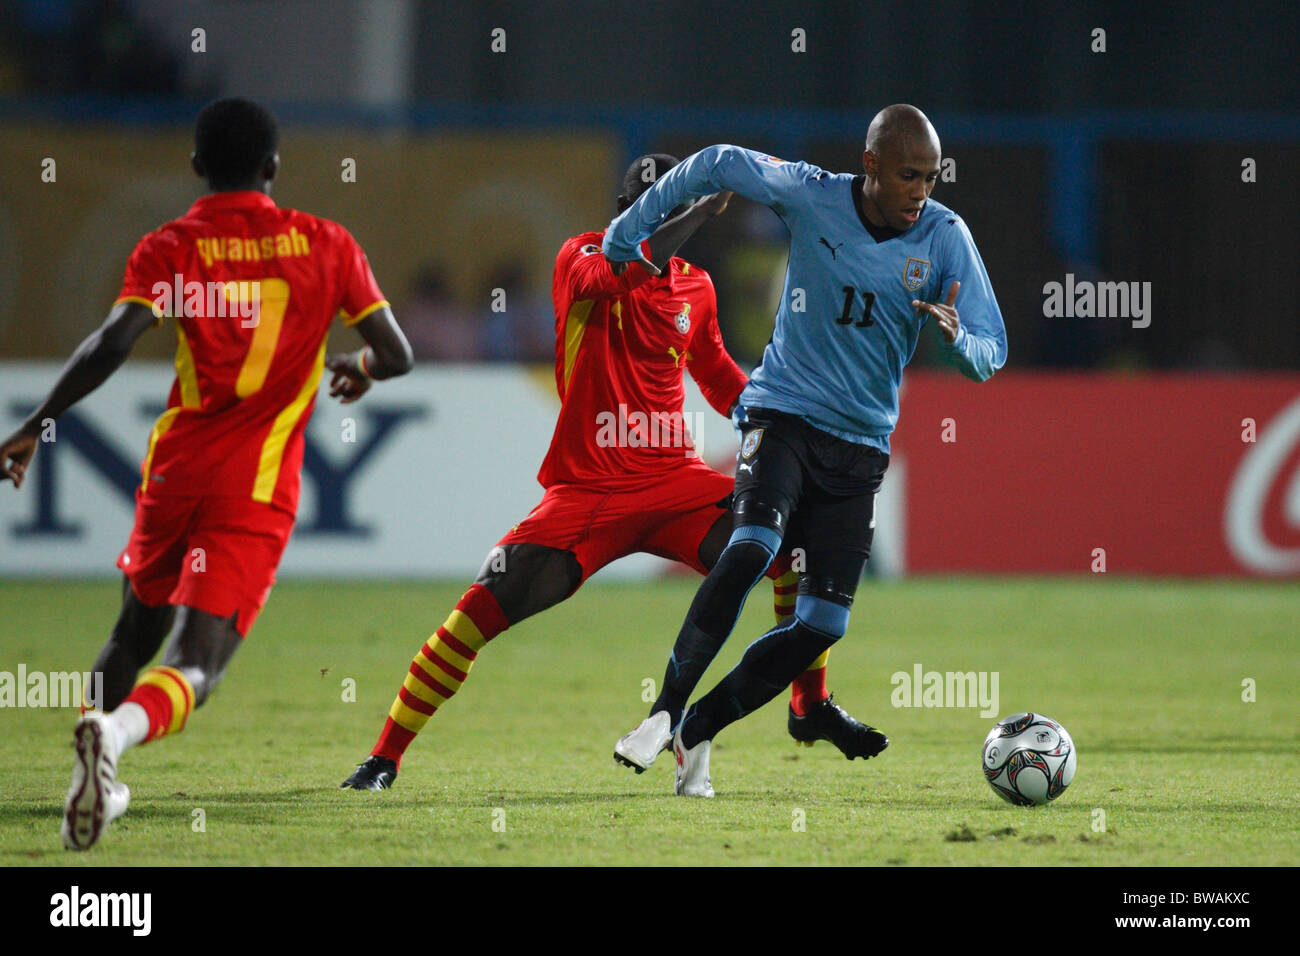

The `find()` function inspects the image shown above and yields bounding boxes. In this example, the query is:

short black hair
[194,98,279,189]
[619,153,680,207]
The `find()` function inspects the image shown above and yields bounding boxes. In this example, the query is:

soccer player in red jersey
[342,155,883,791]
[0,98,413,849]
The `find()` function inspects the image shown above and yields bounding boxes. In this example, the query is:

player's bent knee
[476,544,581,624]
[733,496,788,537]
[798,572,861,609]
[162,607,242,706]
[715,536,779,583]
[794,594,851,642]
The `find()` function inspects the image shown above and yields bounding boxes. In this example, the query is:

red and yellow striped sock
[771,562,798,623]
[120,666,196,742]
[372,583,509,765]
[791,649,829,716]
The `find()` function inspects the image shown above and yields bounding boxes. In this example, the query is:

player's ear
[616,195,631,213]
[263,152,280,184]
[862,149,877,180]
[191,152,205,180]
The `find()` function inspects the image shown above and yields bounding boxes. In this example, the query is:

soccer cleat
[673,725,714,798]
[787,693,889,760]
[341,755,398,790]
[62,711,130,850]
[613,711,673,773]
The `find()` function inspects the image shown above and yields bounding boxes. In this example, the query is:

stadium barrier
[2,364,1294,578]
[0,363,905,579]
[893,370,1300,577]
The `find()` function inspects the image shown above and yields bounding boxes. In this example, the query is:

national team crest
[674,304,691,334]
[903,257,931,292]
[741,427,764,459]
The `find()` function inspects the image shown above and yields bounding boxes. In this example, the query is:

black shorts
[733,407,888,596]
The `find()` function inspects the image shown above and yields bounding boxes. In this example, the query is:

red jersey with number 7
[114,190,388,514]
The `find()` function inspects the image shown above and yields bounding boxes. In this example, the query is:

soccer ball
[981,712,1076,806]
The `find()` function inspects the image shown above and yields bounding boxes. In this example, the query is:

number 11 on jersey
[834,286,876,329]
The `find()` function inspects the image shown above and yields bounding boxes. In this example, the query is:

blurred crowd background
[0,0,1296,370]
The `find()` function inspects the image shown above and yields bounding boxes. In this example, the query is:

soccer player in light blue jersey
[607,105,1008,795]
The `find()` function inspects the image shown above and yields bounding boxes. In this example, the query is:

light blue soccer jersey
[603,145,1008,451]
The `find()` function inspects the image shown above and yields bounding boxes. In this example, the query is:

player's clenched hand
[912,281,961,344]
[696,190,733,217]
[0,426,39,488]
[325,352,372,404]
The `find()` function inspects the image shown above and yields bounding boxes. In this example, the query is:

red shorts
[116,490,295,636]
[501,461,734,583]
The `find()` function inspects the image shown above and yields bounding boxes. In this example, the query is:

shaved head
[859,104,942,232]
[865,103,940,159]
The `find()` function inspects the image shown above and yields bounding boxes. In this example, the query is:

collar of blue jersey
[850,175,903,244]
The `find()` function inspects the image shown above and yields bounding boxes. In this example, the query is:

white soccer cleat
[673,725,714,798]
[614,711,673,773]
[62,711,130,850]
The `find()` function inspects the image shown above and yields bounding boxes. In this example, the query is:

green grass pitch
[2,576,1296,866]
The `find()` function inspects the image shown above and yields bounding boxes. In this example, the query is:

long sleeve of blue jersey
[934,217,1008,382]
[603,145,820,260]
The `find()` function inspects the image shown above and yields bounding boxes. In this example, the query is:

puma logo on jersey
[819,237,843,260]
[667,346,691,367]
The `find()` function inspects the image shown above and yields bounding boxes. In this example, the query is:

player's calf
[89,580,175,710]
[681,594,850,751]
[648,524,783,721]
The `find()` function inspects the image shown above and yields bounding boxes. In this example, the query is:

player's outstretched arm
[603,145,808,268]
[608,190,733,277]
[325,306,414,404]
[1,300,157,488]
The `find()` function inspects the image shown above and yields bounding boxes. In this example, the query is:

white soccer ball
[981,712,1076,806]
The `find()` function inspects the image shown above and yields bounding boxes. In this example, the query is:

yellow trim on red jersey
[114,295,166,326]
[341,299,390,327]
[251,343,326,504]
[562,299,595,394]
[140,406,181,490]
[174,326,201,409]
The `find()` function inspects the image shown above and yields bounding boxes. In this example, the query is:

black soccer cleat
[787,693,889,760]
[341,755,398,790]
